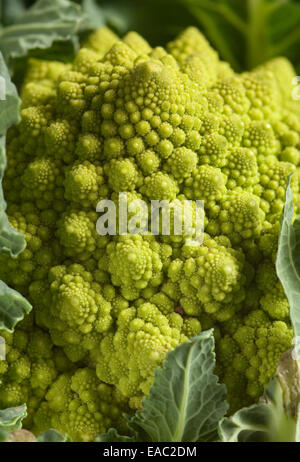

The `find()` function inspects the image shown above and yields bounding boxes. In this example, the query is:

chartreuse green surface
[0,0,300,443]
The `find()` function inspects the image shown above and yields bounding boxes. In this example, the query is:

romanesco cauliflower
[1,26,300,439]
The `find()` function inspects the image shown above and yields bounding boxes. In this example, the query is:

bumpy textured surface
[1,26,300,440]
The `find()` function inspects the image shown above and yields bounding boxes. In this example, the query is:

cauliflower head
[1,26,300,438]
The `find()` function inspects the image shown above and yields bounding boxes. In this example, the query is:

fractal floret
[1,25,300,440]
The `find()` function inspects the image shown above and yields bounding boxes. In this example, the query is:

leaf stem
[246,0,268,69]
[172,343,193,441]
[270,26,300,56]
[188,0,247,33]
[186,4,242,71]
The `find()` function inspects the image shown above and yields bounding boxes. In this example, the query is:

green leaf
[98,330,227,442]
[37,429,71,442]
[0,140,27,257]
[0,41,30,334]
[99,330,227,442]
[219,350,300,442]
[128,330,228,442]
[276,175,300,344]
[0,0,27,27]
[0,405,27,431]
[95,428,136,442]
[181,0,300,71]
[276,174,300,440]
[0,53,26,259]
[80,0,105,30]
[219,379,283,442]
[0,51,20,137]
[0,280,32,331]
[0,0,85,65]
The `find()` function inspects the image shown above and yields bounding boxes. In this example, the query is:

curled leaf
[0,0,85,65]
